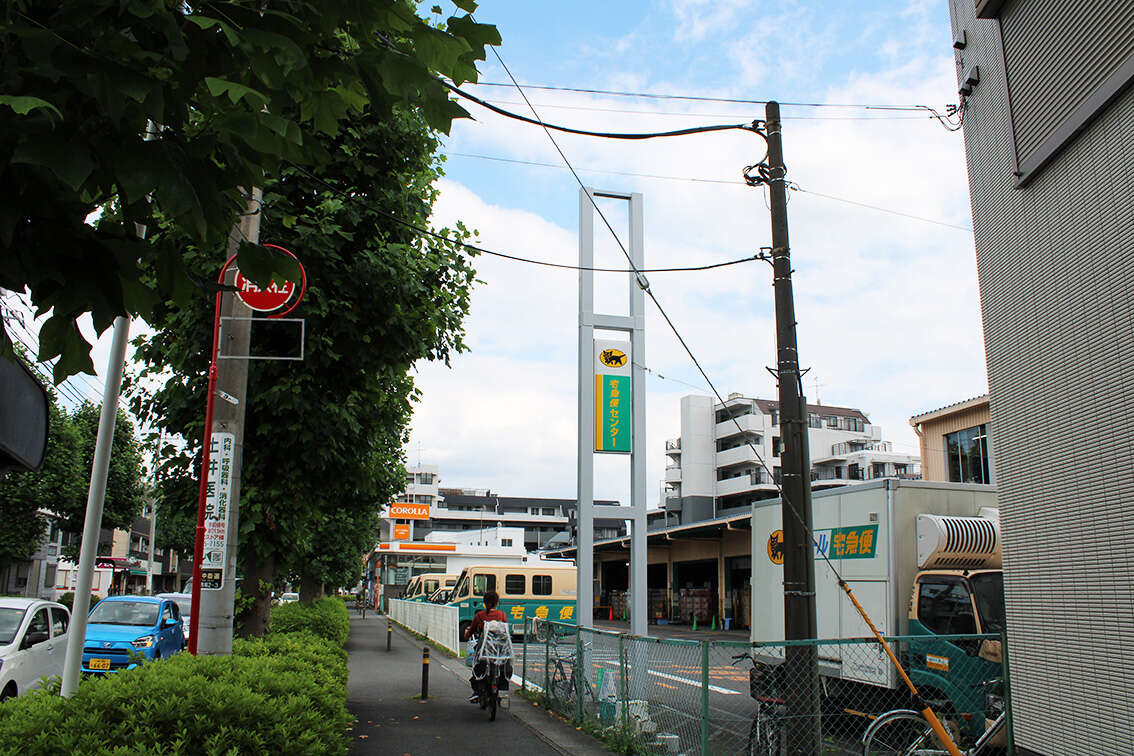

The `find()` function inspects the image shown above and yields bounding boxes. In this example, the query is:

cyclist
[464,590,507,703]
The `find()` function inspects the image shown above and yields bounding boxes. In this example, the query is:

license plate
[90,658,111,671]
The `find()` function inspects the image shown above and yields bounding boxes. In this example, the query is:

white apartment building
[663,393,919,523]
[380,464,625,551]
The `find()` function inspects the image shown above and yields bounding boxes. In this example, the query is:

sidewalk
[346,613,611,756]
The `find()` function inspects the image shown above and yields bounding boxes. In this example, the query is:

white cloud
[411,4,986,501]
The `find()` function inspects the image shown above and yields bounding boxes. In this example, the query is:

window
[542,507,556,516]
[917,579,977,635]
[848,463,862,480]
[773,467,782,485]
[825,415,838,428]
[417,472,434,485]
[945,424,990,484]
[808,414,821,429]
[501,538,513,547]
[835,466,844,479]
[504,575,525,595]
[472,573,496,596]
[532,575,552,595]
[771,437,782,457]
[27,608,49,641]
[770,409,779,426]
[873,463,886,478]
[50,607,69,636]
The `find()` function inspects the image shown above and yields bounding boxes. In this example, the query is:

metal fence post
[576,623,584,721]
[1001,629,1015,756]
[620,633,629,736]
[522,618,528,691]
[700,639,710,755]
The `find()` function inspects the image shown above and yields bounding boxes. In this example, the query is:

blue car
[82,596,185,673]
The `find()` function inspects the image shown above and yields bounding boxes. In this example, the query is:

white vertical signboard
[202,431,235,590]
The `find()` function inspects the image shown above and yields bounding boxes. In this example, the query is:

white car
[156,593,193,646]
[0,597,70,700]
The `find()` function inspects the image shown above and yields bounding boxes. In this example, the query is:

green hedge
[270,597,350,646]
[0,632,351,755]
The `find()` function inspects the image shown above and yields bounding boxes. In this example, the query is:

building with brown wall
[909,395,993,485]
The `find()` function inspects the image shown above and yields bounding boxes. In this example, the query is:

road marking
[598,660,742,695]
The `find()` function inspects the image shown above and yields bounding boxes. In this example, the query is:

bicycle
[355,594,366,619]
[731,651,786,756]
[861,679,1007,755]
[546,638,597,715]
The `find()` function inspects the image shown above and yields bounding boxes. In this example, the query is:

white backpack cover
[476,620,514,663]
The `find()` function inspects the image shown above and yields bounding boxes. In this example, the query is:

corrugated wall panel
[949,1,1134,753]
[1001,0,1134,162]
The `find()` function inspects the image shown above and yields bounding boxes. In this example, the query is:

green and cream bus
[447,564,577,637]
[404,573,459,603]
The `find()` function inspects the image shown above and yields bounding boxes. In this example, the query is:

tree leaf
[184,15,241,46]
[204,77,270,108]
[236,241,302,289]
[38,315,95,385]
[0,95,63,120]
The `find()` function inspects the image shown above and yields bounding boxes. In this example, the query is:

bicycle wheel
[862,710,950,756]
[548,662,573,708]
[489,692,498,721]
[747,706,781,756]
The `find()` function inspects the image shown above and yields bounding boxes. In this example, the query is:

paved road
[346,614,609,756]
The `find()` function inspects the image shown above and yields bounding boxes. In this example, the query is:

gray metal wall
[948,1,1134,753]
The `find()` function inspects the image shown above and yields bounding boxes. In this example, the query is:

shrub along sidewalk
[0,598,352,755]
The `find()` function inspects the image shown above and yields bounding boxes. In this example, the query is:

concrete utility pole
[60,315,131,697]
[194,190,260,655]
[764,101,821,753]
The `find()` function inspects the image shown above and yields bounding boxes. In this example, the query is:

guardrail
[387,599,461,654]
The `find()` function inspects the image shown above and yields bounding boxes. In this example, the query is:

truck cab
[906,513,1006,736]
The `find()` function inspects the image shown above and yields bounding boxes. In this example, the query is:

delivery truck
[750,479,1004,731]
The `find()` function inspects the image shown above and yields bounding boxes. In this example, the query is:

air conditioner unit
[916,512,1001,570]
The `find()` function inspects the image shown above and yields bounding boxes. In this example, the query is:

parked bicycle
[861,678,1007,755]
[732,651,786,756]
[546,637,597,714]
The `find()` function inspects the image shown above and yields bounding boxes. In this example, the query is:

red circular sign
[233,270,296,312]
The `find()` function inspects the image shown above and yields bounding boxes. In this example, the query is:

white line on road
[597,660,742,695]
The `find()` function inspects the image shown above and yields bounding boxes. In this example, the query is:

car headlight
[131,635,156,649]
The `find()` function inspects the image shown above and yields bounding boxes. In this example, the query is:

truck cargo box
[750,479,997,690]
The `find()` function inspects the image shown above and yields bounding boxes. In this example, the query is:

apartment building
[663,393,919,524]
[910,395,994,485]
[380,464,626,551]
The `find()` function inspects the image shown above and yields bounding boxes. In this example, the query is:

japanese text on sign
[812,524,878,560]
[594,339,631,454]
[202,432,235,589]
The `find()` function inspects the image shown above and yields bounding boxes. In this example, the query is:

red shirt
[468,608,508,638]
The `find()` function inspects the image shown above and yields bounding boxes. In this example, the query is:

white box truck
[750,479,1004,731]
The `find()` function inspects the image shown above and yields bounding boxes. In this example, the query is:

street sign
[594,339,631,453]
[393,523,410,540]
[388,501,430,520]
[234,270,296,312]
[201,431,235,590]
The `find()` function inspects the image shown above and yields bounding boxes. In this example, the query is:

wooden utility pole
[764,101,821,753]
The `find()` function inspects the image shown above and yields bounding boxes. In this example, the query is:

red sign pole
[189,246,304,654]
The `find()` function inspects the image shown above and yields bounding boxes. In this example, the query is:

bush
[270,597,350,646]
[0,632,350,755]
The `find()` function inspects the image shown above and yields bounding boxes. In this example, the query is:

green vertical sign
[596,374,631,452]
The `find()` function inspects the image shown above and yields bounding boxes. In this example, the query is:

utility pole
[192,189,260,655]
[764,101,821,753]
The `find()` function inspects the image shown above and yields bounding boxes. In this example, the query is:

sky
[14,0,988,509]
[406,0,987,506]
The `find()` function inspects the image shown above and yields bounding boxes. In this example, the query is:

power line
[445,81,762,140]
[471,81,952,114]
[284,163,762,273]
[479,98,942,122]
[444,151,974,233]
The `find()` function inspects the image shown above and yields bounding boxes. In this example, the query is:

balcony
[665,466,682,483]
[715,412,763,439]
[716,471,774,497]
[715,444,765,468]
[665,438,681,458]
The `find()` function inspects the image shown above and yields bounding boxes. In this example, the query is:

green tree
[0,0,499,381]
[132,105,478,634]
[0,396,145,566]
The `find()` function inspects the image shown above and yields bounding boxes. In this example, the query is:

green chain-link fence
[521,620,1012,755]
